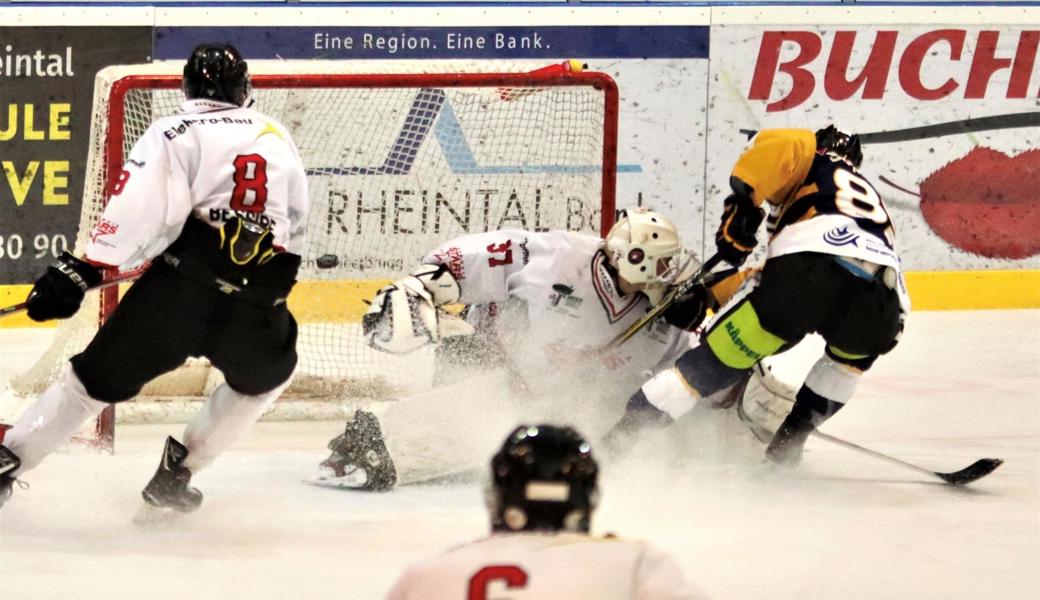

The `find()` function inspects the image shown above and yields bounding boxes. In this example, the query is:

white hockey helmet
[604,208,686,304]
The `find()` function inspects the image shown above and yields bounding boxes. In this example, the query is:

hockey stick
[810,431,1003,486]
[607,253,724,349]
[751,366,1003,485]
[0,270,144,319]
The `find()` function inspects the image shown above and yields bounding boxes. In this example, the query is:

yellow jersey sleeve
[730,129,817,207]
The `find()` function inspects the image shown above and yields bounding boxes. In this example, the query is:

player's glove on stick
[661,281,712,332]
[715,193,765,267]
[362,264,472,354]
[26,252,103,322]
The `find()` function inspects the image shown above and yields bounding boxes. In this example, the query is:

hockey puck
[316,254,339,269]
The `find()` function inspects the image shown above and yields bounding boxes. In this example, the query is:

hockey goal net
[1,60,618,448]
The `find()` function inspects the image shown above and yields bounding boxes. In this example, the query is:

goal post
[1,59,620,450]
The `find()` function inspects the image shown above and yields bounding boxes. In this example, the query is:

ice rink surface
[0,310,1037,600]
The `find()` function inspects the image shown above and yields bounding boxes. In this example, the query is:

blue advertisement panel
[154,25,709,60]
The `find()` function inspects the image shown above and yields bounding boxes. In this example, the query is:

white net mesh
[3,60,617,437]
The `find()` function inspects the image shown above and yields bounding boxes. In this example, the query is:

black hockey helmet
[182,43,251,106]
[816,124,863,168]
[488,424,599,533]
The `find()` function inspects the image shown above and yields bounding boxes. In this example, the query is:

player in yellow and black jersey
[721,127,894,255]
[606,126,907,467]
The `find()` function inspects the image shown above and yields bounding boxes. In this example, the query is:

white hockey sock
[641,367,701,420]
[804,355,861,406]
[181,382,285,473]
[4,366,109,476]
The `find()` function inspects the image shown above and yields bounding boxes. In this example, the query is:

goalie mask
[604,208,687,305]
[816,125,863,168]
[487,424,599,534]
[183,43,251,107]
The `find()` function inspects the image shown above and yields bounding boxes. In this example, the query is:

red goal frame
[93,66,620,449]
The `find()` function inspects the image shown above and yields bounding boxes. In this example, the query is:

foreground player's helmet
[182,43,251,106]
[488,424,599,533]
[604,208,686,304]
[816,125,863,168]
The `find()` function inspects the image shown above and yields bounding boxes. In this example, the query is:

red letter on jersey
[468,565,528,600]
[230,153,269,212]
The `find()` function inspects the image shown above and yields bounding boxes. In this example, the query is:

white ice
[1,310,1037,600]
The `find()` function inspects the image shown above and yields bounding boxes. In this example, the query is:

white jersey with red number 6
[387,532,708,600]
[84,98,309,269]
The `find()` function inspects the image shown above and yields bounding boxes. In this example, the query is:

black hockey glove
[662,281,712,332]
[715,193,765,267]
[26,252,103,322]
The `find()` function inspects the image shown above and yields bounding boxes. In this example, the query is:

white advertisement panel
[709,8,1040,271]
[154,8,713,268]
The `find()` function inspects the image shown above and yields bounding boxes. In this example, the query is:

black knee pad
[70,355,141,403]
[223,358,296,396]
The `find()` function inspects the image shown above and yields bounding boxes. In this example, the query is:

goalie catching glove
[362,264,474,354]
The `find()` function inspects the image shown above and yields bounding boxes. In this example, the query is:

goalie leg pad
[765,355,859,466]
[2,365,108,475]
[737,363,796,442]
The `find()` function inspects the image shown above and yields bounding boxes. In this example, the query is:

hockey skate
[308,410,397,492]
[599,413,643,459]
[764,419,814,467]
[600,404,674,460]
[134,437,202,525]
[0,444,21,510]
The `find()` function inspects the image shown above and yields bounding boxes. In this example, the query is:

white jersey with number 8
[84,98,309,269]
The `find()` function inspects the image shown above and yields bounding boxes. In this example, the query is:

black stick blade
[936,458,1003,485]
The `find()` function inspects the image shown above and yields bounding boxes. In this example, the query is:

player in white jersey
[603,127,907,466]
[386,423,707,600]
[0,44,309,517]
[311,209,723,490]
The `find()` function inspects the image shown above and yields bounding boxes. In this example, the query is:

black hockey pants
[71,221,300,403]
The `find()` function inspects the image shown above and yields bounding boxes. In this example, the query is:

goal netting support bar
[0,59,619,449]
